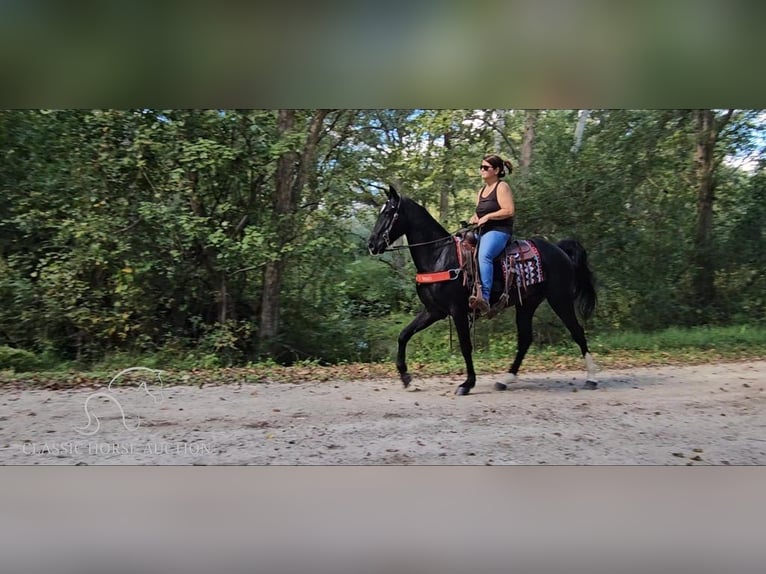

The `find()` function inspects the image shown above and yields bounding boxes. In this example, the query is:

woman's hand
[469,213,479,224]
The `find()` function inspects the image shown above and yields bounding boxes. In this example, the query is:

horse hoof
[401,373,412,388]
[583,380,597,390]
[455,386,471,396]
[494,382,508,391]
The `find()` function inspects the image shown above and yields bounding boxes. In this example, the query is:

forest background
[1,109,764,373]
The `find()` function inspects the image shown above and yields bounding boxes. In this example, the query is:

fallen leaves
[2,354,764,390]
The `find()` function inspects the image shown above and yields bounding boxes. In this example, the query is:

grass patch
[404,323,766,376]
[596,324,765,352]
[1,324,764,387]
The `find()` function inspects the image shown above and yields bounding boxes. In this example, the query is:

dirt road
[1,360,764,465]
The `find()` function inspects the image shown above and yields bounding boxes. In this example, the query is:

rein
[383,223,476,252]
[383,235,455,251]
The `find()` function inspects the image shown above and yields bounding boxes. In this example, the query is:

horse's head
[368,185,406,254]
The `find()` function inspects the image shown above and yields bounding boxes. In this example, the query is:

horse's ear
[388,184,400,201]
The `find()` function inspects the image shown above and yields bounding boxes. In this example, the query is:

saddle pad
[515,255,544,286]
[509,241,544,287]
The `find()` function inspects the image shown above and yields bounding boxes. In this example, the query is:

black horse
[367,185,599,396]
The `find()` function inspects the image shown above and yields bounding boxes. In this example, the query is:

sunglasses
[480,164,493,171]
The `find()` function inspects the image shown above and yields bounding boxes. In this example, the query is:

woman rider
[468,154,515,315]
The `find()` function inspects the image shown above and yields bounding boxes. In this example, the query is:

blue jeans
[478,229,512,301]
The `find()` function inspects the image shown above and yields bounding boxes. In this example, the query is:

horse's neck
[405,222,447,246]
[402,202,453,271]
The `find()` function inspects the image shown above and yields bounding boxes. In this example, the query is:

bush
[0,345,43,371]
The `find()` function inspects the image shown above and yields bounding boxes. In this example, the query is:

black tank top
[476,182,514,234]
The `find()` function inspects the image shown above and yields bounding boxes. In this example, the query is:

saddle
[457,233,544,317]
[508,240,536,260]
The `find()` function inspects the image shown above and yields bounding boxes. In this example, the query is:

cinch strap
[415,237,463,284]
[416,269,461,284]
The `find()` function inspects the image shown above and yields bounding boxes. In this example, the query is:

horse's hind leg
[547,295,598,390]
[396,309,443,388]
[495,298,542,391]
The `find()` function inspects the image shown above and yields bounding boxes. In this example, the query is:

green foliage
[594,324,766,352]
[0,345,43,371]
[1,109,764,367]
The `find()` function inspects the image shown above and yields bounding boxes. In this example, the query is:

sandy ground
[1,360,764,465]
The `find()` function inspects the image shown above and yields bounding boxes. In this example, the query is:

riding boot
[469,293,490,315]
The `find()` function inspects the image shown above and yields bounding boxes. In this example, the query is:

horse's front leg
[396,309,443,388]
[451,311,476,396]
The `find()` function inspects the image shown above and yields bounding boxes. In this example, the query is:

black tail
[557,239,597,320]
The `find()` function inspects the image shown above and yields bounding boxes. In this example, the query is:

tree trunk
[439,129,452,222]
[259,110,296,354]
[571,109,589,153]
[259,258,284,350]
[493,110,505,154]
[692,108,734,313]
[520,110,538,174]
[218,274,228,323]
[258,110,329,356]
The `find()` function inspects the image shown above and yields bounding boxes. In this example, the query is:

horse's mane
[400,195,450,237]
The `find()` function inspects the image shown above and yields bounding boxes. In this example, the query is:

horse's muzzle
[368,239,384,255]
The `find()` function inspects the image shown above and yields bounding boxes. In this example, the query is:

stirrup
[486,301,506,319]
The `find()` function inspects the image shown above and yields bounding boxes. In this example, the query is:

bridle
[380,198,400,249]
[379,197,463,252]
